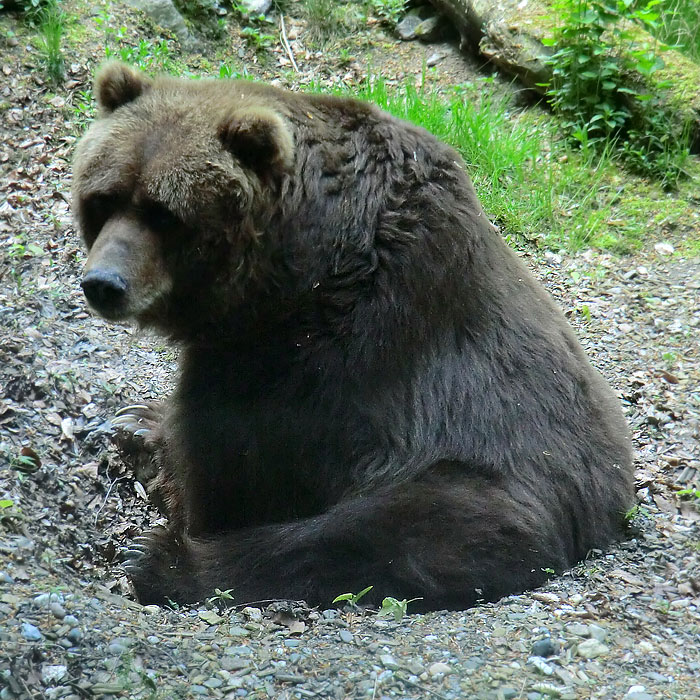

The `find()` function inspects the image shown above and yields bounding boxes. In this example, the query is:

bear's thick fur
[73,61,634,610]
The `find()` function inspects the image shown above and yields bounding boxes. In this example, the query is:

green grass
[326,75,698,252]
[655,0,700,61]
[36,0,65,83]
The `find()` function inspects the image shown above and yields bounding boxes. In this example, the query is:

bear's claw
[115,404,151,416]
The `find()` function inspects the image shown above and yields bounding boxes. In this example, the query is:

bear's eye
[81,193,115,243]
[143,203,179,234]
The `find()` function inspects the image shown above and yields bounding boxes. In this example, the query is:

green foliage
[624,504,649,521]
[542,0,690,186]
[205,587,235,614]
[677,488,700,501]
[653,0,700,60]
[35,0,65,83]
[71,89,95,132]
[379,596,421,620]
[97,11,177,72]
[218,61,244,78]
[240,25,275,51]
[105,38,175,72]
[367,0,406,27]
[332,585,373,606]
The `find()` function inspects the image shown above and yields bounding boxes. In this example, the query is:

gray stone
[339,629,354,643]
[380,654,399,670]
[527,656,554,675]
[415,16,444,42]
[50,603,66,619]
[625,694,655,700]
[66,628,82,645]
[576,638,609,659]
[531,638,558,657]
[588,624,608,642]
[428,662,452,676]
[34,592,64,606]
[397,14,423,41]
[123,0,199,50]
[221,656,249,672]
[238,0,271,14]
[426,52,445,67]
[21,622,42,641]
[41,664,67,684]
[63,615,79,627]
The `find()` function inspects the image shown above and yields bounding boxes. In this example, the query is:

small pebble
[380,654,399,670]
[147,635,159,644]
[531,638,558,657]
[339,629,354,643]
[41,665,67,684]
[528,656,554,675]
[21,622,43,641]
[0,571,14,584]
[241,606,262,622]
[283,638,300,648]
[63,615,79,627]
[577,638,609,659]
[221,657,249,672]
[588,624,607,642]
[203,677,223,688]
[34,592,64,606]
[66,627,82,644]
[428,662,452,676]
[50,602,66,619]
[142,605,161,615]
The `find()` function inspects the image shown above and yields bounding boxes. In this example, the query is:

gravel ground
[1,2,699,699]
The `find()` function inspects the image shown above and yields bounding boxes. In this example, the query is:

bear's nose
[81,269,128,312]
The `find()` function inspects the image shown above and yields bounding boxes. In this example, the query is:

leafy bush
[543,0,690,186]
[367,0,406,28]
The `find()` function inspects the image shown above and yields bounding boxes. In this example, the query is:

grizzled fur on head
[73,63,634,612]
[73,61,296,335]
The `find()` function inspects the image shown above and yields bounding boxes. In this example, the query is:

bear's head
[72,62,295,333]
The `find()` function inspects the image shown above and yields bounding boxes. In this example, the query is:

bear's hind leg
[123,474,576,610]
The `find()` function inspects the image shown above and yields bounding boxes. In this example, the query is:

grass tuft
[36,0,65,84]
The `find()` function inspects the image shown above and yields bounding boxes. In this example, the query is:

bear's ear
[95,61,152,114]
[218,108,294,176]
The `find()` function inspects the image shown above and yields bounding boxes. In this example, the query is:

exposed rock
[124,0,200,51]
[237,0,272,15]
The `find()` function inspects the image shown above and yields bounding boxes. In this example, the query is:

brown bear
[73,61,634,611]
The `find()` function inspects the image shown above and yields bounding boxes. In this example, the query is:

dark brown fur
[73,62,634,610]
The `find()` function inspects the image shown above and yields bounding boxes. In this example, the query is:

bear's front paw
[112,401,173,512]
[121,528,200,606]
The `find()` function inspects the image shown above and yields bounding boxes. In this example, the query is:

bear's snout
[81,268,128,316]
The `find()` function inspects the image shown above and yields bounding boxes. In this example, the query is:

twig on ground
[280,15,299,73]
